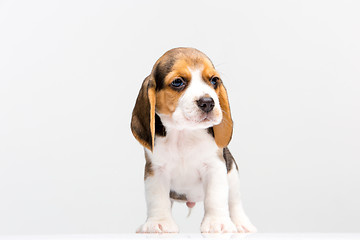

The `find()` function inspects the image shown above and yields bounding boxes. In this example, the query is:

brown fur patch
[148,87,156,150]
[213,83,233,148]
[155,87,183,115]
[201,60,220,87]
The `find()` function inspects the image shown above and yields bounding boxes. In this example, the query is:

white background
[0,0,359,235]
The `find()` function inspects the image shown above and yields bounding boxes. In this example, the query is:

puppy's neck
[155,126,215,151]
[164,127,207,139]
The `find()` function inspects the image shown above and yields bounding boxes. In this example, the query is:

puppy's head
[131,48,233,151]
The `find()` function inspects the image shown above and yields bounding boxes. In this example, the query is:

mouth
[184,113,214,124]
[199,115,212,122]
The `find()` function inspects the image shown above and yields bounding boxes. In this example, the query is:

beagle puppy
[131,47,256,233]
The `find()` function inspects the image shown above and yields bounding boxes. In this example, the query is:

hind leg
[227,168,257,233]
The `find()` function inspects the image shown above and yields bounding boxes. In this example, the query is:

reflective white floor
[0,234,359,240]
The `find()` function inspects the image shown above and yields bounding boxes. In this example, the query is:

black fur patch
[169,190,187,201]
[207,127,214,137]
[154,58,176,91]
[223,147,238,172]
[155,113,166,137]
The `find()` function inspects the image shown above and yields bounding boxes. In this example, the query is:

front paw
[231,217,257,233]
[136,217,179,233]
[201,215,237,233]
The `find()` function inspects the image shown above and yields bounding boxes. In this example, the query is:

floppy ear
[213,83,233,148]
[131,76,156,151]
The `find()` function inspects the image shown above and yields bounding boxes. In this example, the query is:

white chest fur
[146,128,220,202]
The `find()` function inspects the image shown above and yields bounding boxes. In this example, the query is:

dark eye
[210,76,219,86]
[171,77,185,88]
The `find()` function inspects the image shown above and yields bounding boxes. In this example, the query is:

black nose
[197,97,215,113]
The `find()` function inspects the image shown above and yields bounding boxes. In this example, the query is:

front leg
[200,160,237,233]
[228,168,257,233]
[136,166,179,233]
